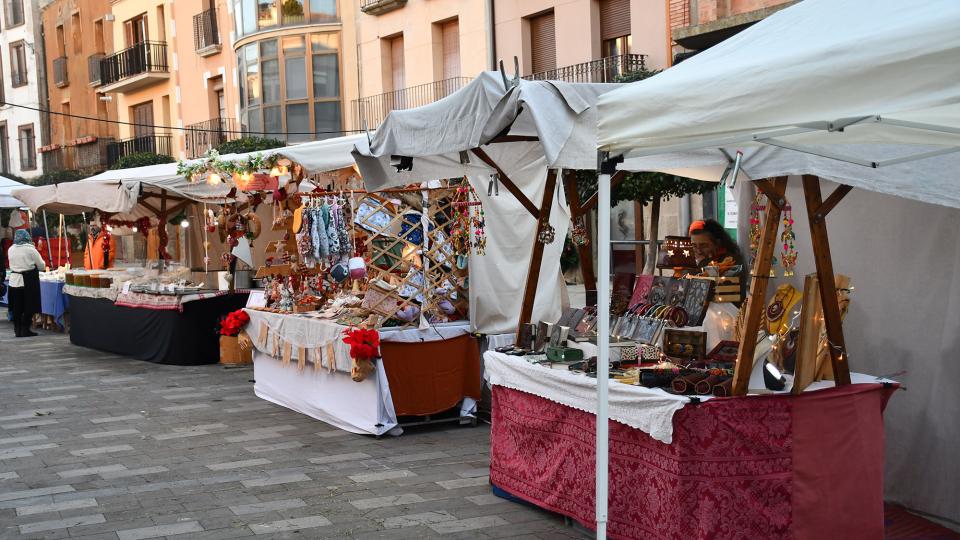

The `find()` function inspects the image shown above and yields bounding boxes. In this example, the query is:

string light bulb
[132,226,138,232]
[207,173,222,185]
[180,218,190,228]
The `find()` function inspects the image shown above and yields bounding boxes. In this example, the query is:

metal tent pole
[41,210,53,268]
[595,168,611,539]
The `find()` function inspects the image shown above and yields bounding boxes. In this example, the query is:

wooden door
[441,20,460,80]
[131,101,154,138]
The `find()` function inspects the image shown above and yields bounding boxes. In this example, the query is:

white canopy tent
[0,176,32,209]
[354,71,622,334]
[592,0,960,534]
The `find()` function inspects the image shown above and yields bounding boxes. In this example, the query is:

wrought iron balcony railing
[352,76,471,129]
[100,41,169,86]
[107,134,173,166]
[88,53,105,85]
[185,118,241,158]
[193,8,221,54]
[53,56,68,87]
[360,0,407,15]
[523,54,647,83]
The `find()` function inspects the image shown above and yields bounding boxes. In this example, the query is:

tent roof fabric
[0,175,31,208]
[354,71,622,189]
[11,135,366,214]
[597,0,960,208]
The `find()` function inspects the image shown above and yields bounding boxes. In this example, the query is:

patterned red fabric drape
[490,383,895,540]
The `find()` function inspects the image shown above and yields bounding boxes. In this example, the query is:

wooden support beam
[470,147,539,218]
[165,200,192,218]
[802,175,852,386]
[811,184,852,223]
[516,169,558,338]
[578,170,626,215]
[487,135,540,143]
[139,200,160,215]
[563,170,597,304]
[731,177,788,396]
[755,178,787,210]
[158,189,168,261]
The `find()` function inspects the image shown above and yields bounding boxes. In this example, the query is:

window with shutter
[390,35,405,91]
[529,11,556,75]
[600,0,631,41]
[441,20,460,80]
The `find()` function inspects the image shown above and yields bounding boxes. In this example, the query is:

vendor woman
[689,219,744,270]
[7,229,45,337]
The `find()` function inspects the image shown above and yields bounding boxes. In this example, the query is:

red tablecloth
[490,382,897,540]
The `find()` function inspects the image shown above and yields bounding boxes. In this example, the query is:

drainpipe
[485,0,496,71]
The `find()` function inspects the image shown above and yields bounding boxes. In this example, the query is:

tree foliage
[214,136,286,155]
[110,152,176,170]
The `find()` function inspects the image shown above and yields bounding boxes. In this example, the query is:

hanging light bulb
[191,172,200,183]
[106,225,113,232]
[132,226,138,232]
[207,173,222,185]
[269,166,281,177]
[180,218,190,228]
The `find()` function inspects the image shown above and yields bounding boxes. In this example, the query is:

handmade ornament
[570,216,589,246]
[537,223,556,244]
[343,327,380,382]
[450,183,486,256]
[749,191,778,275]
[348,256,367,279]
[780,203,797,276]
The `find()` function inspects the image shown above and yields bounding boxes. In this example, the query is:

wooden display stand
[731,176,853,396]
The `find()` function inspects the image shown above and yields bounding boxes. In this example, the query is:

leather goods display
[611,272,636,315]
[681,277,715,326]
[657,236,698,269]
[712,276,743,303]
[706,340,739,363]
[629,274,656,310]
[670,371,709,393]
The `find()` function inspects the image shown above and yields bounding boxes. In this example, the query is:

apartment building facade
[0,0,46,178]
[231,0,354,144]
[38,0,119,174]
[670,0,796,58]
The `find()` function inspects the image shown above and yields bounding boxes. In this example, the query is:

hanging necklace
[780,203,797,277]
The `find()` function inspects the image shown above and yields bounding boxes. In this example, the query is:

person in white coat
[7,229,45,337]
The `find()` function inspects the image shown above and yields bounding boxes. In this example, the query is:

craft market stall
[14,170,252,365]
[476,0,958,538]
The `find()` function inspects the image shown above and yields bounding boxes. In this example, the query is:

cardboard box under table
[244,308,480,436]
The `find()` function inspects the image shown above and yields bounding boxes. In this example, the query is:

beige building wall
[351,0,491,131]
[106,0,178,150]
[494,0,670,73]
[171,0,239,159]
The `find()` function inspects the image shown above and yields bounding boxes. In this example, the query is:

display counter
[3,279,69,329]
[484,351,898,540]
[67,291,249,365]
[245,308,481,436]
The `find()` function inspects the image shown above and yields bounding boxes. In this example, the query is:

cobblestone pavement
[0,326,580,539]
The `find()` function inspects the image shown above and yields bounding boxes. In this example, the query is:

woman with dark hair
[688,219,744,269]
[7,229,45,337]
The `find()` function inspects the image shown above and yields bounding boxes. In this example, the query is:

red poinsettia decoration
[342,328,380,361]
[219,309,250,336]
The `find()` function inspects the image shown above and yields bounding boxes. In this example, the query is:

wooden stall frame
[731,176,852,395]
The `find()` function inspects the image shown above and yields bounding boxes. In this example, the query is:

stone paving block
[1,418,59,429]
[80,428,141,439]
[69,444,134,456]
[89,414,143,424]
[206,458,272,471]
[465,493,507,506]
[0,484,75,502]
[249,515,332,534]
[229,498,307,515]
[349,493,426,510]
[427,514,510,534]
[435,476,489,490]
[240,473,312,488]
[380,510,457,529]
[348,470,417,483]
[99,466,169,479]
[15,497,98,516]
[116,520,204,540]
[18,513,106,534]
[243,441,304,453]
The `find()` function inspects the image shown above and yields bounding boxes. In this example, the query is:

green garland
[176,149,282,181]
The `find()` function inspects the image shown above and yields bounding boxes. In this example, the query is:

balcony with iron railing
[99,41,169,93]
[185,118,241,158]
[360,0,407,15]
[193,8,221,56]
[88,53,105,86]
[353,76,470,130]
[107,133,173,166]
[523,54,647,83]
[41,138,115,174]
[53,56,68,87]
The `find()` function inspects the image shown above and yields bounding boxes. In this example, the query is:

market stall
[484,0,958,537]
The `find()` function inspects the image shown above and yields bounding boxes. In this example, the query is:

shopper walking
[7,229,45,337]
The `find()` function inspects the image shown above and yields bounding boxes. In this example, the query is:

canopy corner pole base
[801,175,852,386]
[564,170,598,304]
[731,176,787,396]
[515,170,558,339]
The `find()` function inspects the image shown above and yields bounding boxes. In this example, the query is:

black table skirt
[67,293,249,365]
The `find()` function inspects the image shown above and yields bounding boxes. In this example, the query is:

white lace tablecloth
[244,309,471,373]
[114,290,244,311]
[63,285,119,302]
[484,351,689,444]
